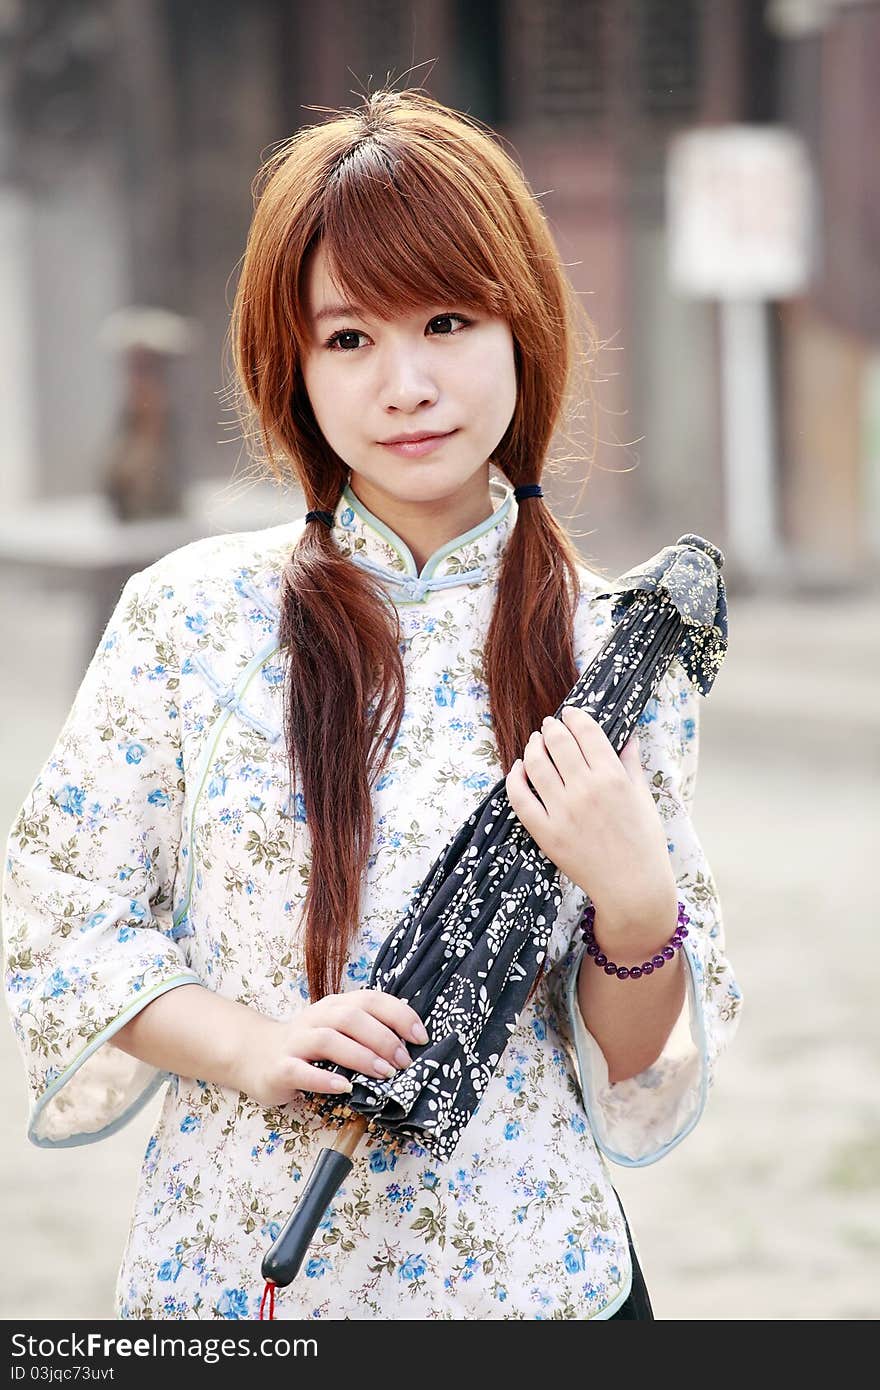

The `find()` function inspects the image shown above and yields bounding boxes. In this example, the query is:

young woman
[2,88,741,1320]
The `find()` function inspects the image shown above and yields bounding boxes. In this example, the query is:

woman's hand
[240,989,429,1107]
[505,706,676,925]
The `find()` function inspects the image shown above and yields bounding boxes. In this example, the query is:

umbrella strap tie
[259,1280,277,1320]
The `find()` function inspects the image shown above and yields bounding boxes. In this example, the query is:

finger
[352,989,429,1046]
[539,715,593,785]
[287,1056,354,1095]
[618,731,649,783]
[559,705,619,770]
[322,999,419,1068]
[505,756,551,835]
[521,729,565,809]
[301,1023,412,1081]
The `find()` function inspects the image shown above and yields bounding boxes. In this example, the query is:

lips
[379,430,458,458]
[381,431,454,445]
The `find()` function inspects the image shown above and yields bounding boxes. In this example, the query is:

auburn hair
[228,87,602,1004]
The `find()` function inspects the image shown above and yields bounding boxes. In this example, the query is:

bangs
[297,137,512,335]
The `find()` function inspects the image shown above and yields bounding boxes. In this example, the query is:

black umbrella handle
[260,1148,353,1288]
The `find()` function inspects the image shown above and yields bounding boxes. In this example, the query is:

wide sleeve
[1,565,202,1148]
[545,656,742,1166]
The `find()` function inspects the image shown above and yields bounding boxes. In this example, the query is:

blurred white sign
[667,125,815,299]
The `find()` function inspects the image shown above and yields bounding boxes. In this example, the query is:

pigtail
[485,495,582,775]
[278,505,406,1001]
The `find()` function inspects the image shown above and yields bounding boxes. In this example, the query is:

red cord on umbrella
[259,1280,276,1320]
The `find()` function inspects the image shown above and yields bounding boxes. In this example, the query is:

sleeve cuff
[27,972,202,1148]
[563,936,709,1167]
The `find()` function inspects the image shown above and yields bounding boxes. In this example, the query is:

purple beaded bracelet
[578,900,690,980]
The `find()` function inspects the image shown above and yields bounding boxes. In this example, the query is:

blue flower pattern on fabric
[216,1288,249,1318]
[54,785,86,817]
[434,672,457,707]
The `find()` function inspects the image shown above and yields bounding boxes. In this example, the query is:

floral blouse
[1,476,742,1320]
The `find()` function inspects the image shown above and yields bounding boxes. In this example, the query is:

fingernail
[330,1076,353,1092]
[410,1021,428,1044]
[394,1046,412,1068]
[373,1057,395,1077]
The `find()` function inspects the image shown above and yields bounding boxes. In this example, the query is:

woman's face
[299,242,518,510]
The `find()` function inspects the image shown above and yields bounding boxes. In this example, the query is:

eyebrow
[313,302,370,324]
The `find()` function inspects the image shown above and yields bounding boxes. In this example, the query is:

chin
[354,461,485,500]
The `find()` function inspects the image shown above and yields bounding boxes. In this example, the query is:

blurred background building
[1,0,879,599]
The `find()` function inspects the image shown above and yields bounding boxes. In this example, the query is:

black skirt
[608,1192,654,1320]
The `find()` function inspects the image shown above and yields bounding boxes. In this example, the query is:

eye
[427,313,471,336]
[324,329,368,352]
[323,313,472,352]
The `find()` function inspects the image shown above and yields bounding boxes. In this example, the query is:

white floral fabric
[2,476,742,1320]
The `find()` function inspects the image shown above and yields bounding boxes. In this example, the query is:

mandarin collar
[331,476,518,604]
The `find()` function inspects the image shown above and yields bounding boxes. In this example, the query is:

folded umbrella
[259,532,727,1307]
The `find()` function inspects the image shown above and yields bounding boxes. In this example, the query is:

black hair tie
[305,510,335,528]
[513,484,543,501]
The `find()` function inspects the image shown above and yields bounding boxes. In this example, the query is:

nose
[377,340,440,413]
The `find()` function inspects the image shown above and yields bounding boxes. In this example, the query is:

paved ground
[1,564,878,1321]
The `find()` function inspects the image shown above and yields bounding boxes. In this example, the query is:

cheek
[497,354,519,428]
[461,338,517,433]
[300,363,354,442]
[488,364,518,444]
